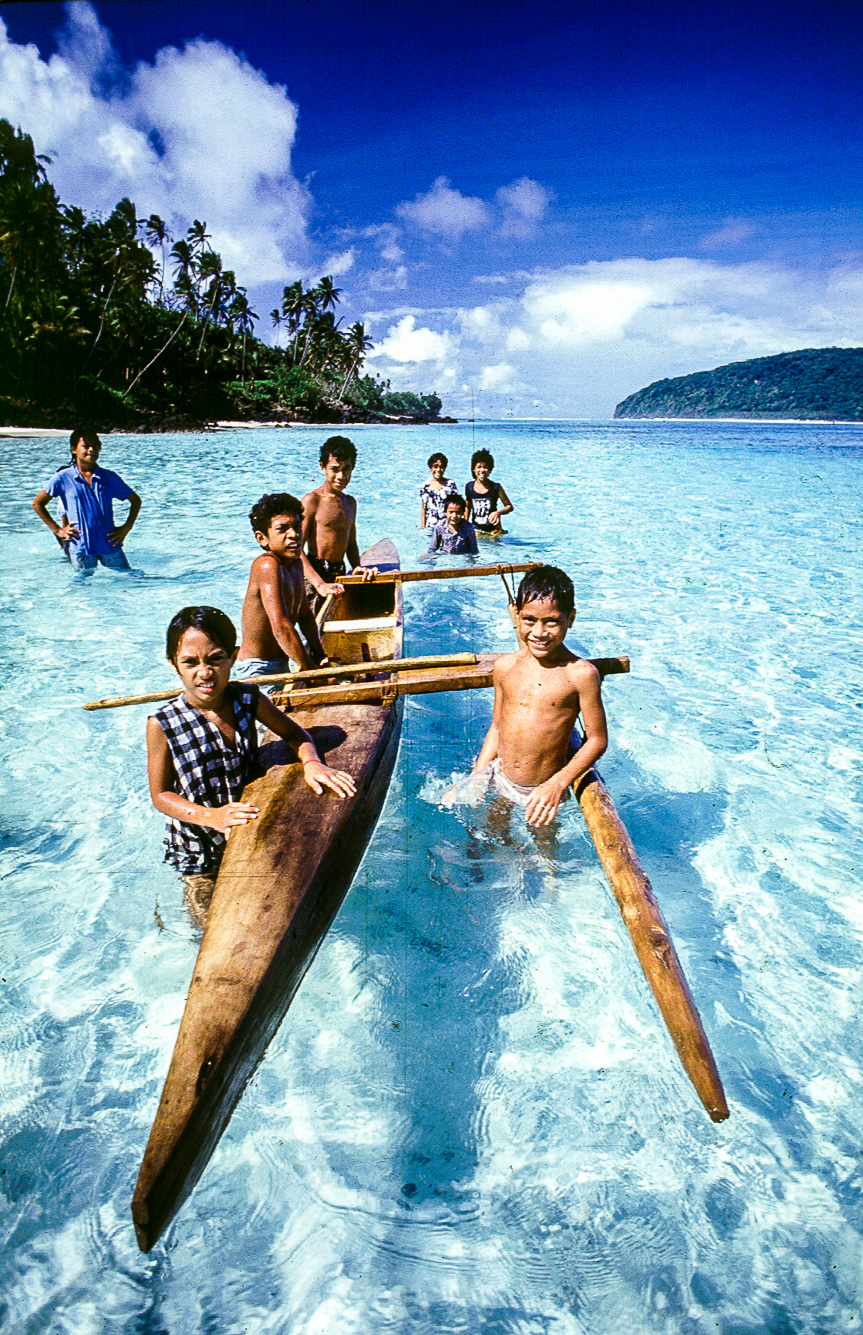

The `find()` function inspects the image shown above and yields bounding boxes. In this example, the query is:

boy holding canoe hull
[468,566,608,828]
[301,436,377,614]
[147,605,355,926]
[236,493,331,681]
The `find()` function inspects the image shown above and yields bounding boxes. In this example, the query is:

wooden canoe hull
[132,541,404,1251]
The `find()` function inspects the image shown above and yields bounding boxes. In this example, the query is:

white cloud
[496,177,553,239]
[370,314,452,362]
[0,7,311,284]
[479,363,515,391]
[396,176,490,242]
[700,218,757,248]
[318,250,355,278]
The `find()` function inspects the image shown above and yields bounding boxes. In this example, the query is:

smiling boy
[235,492,330,680]
[301,436,377,613]
[470,565,608,827]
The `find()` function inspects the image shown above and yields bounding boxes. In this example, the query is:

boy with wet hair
[468,564,607,827]
[301,435,377,613]
[148,604,354,925]
[465,448,513,535]
[235,492,330,682]
[425,493,478,555]
[32,427,142,572]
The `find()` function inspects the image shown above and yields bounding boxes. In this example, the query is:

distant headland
[614,348,863,421]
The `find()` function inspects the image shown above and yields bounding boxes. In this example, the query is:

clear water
[2,420,862,1334]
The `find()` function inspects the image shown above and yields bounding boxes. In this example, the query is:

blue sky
[3,0,863,416]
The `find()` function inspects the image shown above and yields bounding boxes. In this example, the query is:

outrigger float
[84,541,727,1253]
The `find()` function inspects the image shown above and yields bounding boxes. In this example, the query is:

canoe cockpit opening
[336,581,396,620]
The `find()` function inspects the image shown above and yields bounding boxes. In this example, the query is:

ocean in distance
[1,419,862,1334]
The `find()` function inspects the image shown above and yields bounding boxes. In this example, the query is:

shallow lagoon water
[1,420,862,1333]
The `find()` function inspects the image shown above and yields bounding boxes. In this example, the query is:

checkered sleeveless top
[152,683,261,874]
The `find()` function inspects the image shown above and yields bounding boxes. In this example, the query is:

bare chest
[316,494,352,533]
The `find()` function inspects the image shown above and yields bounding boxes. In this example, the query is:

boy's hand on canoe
[525,777,568,827]
[212,802,261,837]
[320,579,345,598]
[353,565,378,581]
[302,761,357,799]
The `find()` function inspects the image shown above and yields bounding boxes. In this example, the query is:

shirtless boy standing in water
[301,436,377,613]
[235,492,331,680]
[470,566,608,827]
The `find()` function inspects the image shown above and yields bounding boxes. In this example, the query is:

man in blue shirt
[32,428,142,573]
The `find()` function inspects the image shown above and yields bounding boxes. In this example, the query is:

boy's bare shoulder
[301,487,321,512]
[565,655,601,690]
[492,649,521,679]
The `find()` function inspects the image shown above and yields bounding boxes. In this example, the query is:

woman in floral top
[419,452,459,528]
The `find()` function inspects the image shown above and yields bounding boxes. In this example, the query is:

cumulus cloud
[478,363,516,391]
[0,6,310,284]
[370,314,452,362]
[496,177,553,239]
[396,176,491,242]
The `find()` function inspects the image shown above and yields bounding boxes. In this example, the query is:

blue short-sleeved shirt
[44,463,134,557]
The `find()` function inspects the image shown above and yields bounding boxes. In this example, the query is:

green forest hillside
[614,348,863,420]
[0,120,450,430]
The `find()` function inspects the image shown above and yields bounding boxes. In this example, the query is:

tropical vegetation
[614,348,863,420]
[0,119,447,428]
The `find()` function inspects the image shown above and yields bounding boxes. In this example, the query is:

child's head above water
[319,436,357,468]
[166,605,237,665]
[444,494,466,521]
[516,566,575,619]
[249,492,303,536]
[471,448,494,478]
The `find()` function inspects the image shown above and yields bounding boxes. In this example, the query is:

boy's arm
[146,716,260,835]
[465,524,478,554]
[258,556,318,670]
[108,491,141,547]
[345,501,377,579]
[524,663,608,827]
[32,488,79,541]
[295,588,328,665]
[471,660,506,772]
[256,694,356,798]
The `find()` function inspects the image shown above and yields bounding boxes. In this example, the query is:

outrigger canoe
[95,548,725,1250]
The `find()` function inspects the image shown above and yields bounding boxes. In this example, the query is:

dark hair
[166,606,237,664]
[319,435,357,467]
[427,452,448,469]
[70,426,100,455]
[445,493,466,512]
[249,492,303,533]
[515,566,575,618]
[471,448,494,475]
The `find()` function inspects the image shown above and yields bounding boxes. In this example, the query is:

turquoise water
[2,420,862,1333]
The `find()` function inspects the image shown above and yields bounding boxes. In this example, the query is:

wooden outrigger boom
[574,765,728,1121]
